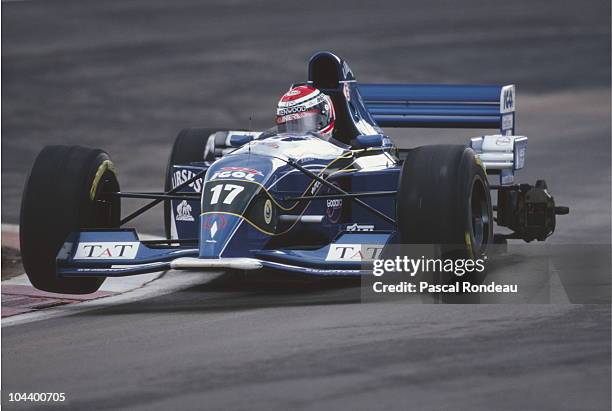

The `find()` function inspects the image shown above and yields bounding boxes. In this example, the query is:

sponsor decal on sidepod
[346,223,375,232]
[176,200,195,222]
[172,169,203,192]
[326,198,342,223]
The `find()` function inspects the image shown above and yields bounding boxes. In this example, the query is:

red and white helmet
[276,85,335,138]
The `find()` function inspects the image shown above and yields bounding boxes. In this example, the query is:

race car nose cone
[199,213,242,258]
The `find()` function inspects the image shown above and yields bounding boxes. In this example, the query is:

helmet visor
[276,110,330,134]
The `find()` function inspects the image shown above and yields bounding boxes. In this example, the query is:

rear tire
[20,145,120,294]
[164,128,223,238]
[396,144,492,260]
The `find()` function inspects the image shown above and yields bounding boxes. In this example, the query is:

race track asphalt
[1,0,611,409]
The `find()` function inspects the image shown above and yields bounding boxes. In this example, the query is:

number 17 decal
[209,184,244,205]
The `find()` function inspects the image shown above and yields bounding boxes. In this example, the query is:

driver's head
[276,85,335,138]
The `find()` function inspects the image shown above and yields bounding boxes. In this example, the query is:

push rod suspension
[119,169,206,226]
[284,190,397,202]
[109,192,200,201]
[284,158,396,226]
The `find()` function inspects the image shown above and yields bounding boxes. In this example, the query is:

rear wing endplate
[359,84,516,135]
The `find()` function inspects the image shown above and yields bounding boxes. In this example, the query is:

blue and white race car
[20,51,568,294]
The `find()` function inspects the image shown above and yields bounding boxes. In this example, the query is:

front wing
[56,229,391,277]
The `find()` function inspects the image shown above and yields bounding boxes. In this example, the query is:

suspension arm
[284,158,397,226]
[119,169,207,226]
[109,192,200,201]
[283,190,397,202]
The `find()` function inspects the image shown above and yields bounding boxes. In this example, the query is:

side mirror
[229,134,255,147]
[355,134,384,148]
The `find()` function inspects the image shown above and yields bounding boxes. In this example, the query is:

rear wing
[358,84,516,135]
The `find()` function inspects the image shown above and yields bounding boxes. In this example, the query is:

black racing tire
[396,144,492,260]
[164,128,223,239]
[20,145,121,294]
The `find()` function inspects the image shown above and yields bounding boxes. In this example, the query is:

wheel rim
[470,177,490,251]
[93,171,120,227]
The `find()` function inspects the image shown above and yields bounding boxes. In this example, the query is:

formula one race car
[20,51,569,294]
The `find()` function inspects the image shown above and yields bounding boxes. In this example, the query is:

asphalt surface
[1,0,611,410]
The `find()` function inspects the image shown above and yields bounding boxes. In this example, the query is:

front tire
[20,145,120,294]
[396,144,492,260]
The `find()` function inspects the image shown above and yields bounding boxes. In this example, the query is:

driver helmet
[276,85,335,138]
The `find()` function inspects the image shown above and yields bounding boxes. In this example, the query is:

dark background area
[2,0,610,242]
[2,1,611,410]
